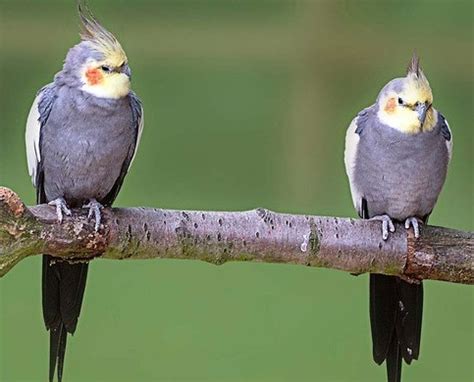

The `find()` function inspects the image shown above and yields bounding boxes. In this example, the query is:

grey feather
[101,90,143,206]
[350,106,450,220]
[39,84,140,207]
[438,113,452,141]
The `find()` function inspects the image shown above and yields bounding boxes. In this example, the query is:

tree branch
[0,187,472,284]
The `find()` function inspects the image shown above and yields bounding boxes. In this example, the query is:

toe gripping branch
[0,188,108,277]
[83,199,103,232]
[371,215,424,241]
[370,215,396,240]
[405,217,422,239]
[48,198,72,223]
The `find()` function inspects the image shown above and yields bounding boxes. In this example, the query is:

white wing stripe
[129,107,144,168]
[25,94,42,186]
[445,119,453,162]
[344,116,362,212]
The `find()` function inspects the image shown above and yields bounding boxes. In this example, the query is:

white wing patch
[344,116,362,212]
[445,119,453,162]
[25,94,42,186]
[129,106,144,168]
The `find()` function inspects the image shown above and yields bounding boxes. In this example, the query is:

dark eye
[414,101,420,107]
[101,65,112,73]
[398,97,404,105]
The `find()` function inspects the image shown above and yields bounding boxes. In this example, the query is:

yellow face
[80,56,130,99]
[77,3,131,99]
[377,73,436,134]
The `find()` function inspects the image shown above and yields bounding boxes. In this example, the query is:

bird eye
[101,65,112,73]
[398,97,404,105]
[414,101,420,107]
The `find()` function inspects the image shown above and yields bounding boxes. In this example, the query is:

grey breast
[353,110,449,220]
[41,85,135,206]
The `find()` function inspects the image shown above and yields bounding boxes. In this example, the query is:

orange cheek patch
[85,68,103,85]
[384,97,396,113]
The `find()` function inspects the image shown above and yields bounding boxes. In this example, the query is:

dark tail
[370,274,423,382]
[43,255,89,382]
[386,329,402,382]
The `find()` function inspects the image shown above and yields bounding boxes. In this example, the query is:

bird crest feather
[407,53,422,77]
[406,53,429,85]
[78,1,127,65]
[405,52,431,97]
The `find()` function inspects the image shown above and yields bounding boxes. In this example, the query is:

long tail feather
[43,255,89,381]
[386,331,402,382]
[57,325,68,382]
[49,324,67,382]
[370,274,423,381]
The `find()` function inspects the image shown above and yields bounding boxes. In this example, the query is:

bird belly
[43,135,130,206]
[40,98,134,207]
[354,138,447,221]
[363,174,435,221]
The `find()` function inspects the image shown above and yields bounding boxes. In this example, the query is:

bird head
[376,54,436,134]
[61,1,131,99]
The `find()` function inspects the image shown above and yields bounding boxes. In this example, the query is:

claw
[404,217,422,238]
[48,197,71,223]
[83,199,103,232]
[370,214,395,241]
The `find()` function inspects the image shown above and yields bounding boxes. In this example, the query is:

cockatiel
[344,54,452,381]
[25,2,143,381]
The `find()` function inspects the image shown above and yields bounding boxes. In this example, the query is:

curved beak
[416,102,429,125]
[121,64,132,79]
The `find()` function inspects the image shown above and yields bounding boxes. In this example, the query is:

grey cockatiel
[344,55,452,382]
[25,2,143,381]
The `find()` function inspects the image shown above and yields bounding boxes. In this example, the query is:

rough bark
[0,187,472,284]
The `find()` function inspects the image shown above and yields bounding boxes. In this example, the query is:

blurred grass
[0,0,473,381]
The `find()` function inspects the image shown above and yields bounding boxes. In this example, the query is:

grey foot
[405,217,422,238]
[83,199,103,232]
[48,197,72,223]
[370,214,395,241]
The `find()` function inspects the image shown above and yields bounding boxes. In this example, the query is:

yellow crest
[405,53,432,104]
[78,1,127,67]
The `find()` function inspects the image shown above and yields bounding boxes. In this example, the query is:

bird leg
[404,217,422,238]
[83,199,103,232]
[48,197,72,223]
[370,214,395,241]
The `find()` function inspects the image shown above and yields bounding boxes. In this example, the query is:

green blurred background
[0,0,473,381]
